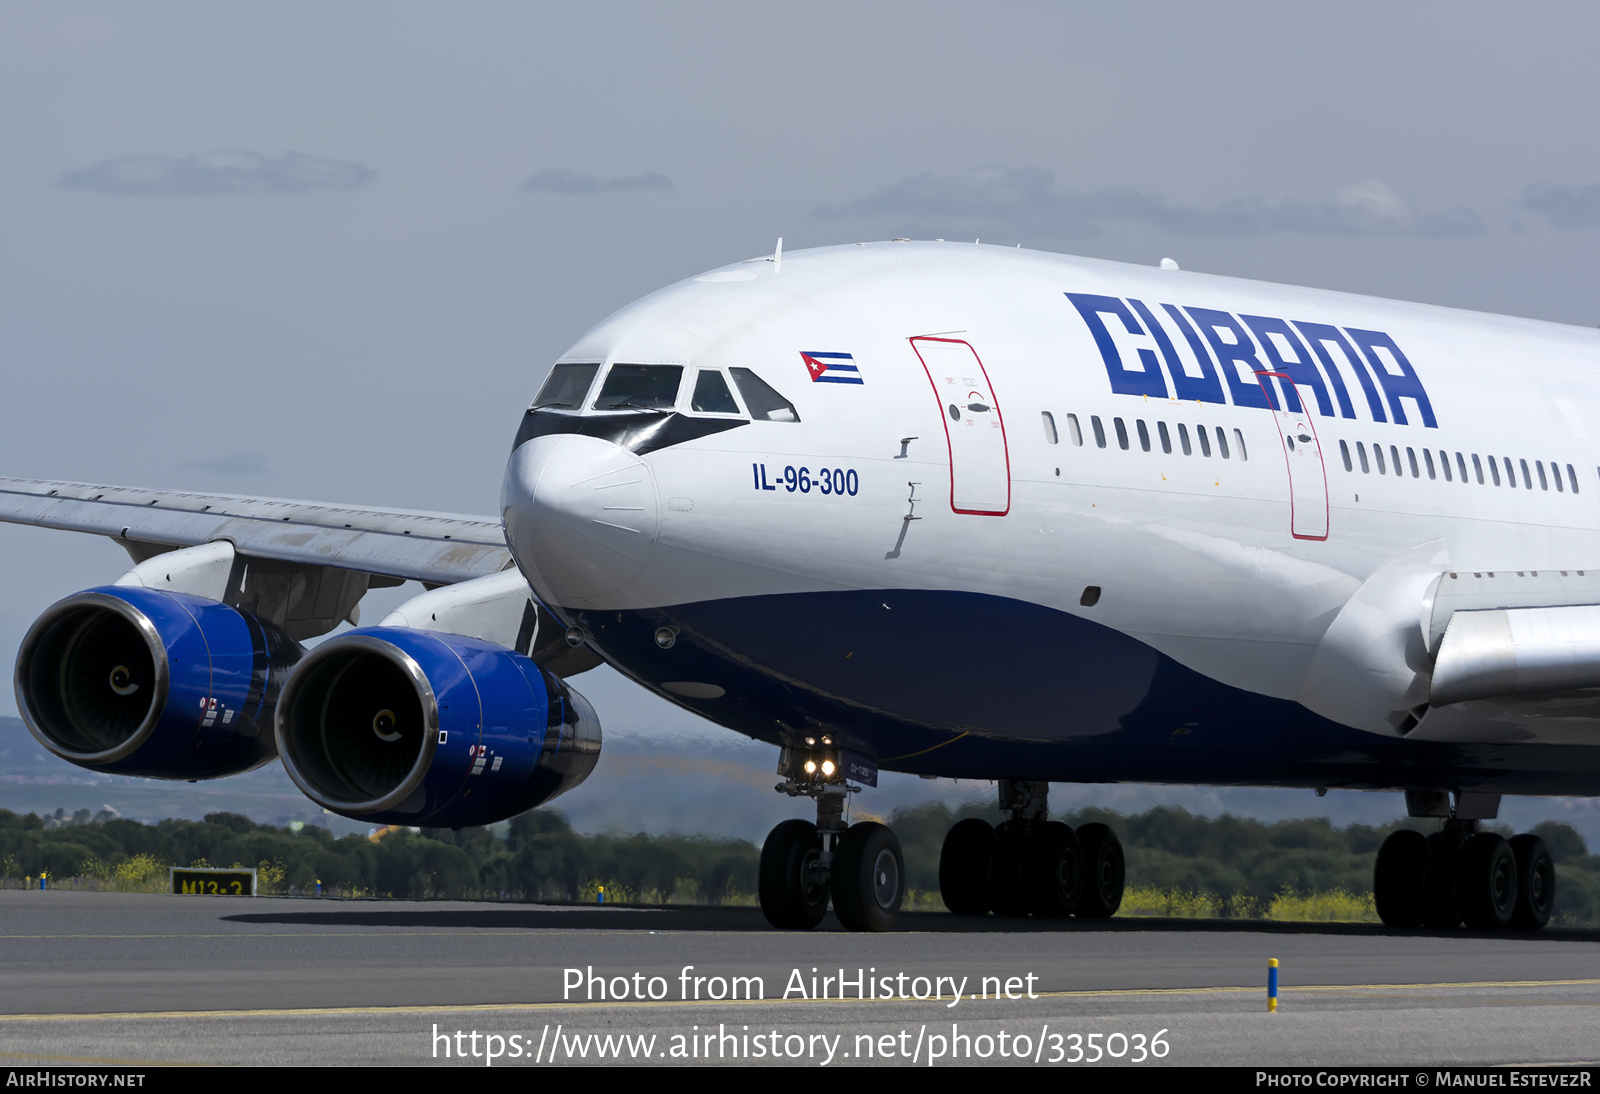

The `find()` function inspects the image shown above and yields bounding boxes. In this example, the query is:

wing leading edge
[0,476,510,586]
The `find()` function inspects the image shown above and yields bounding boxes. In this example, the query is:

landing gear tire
[1508,834,1555,931]
[1028,821,1084,917]
[938,818,997,916]
[1075,821,1125,918]
[989,820,1031,917]
[1374,829,1430,927]
[1457,832,1517,930]
[831,821,904,932]
[758,819,829,929]
[1422,831,1462,928]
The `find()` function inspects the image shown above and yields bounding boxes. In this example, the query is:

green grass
[1118,884,1379,922]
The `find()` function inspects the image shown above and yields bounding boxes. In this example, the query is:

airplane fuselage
[502,241,1600,797]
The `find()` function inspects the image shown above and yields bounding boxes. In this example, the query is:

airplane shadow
[223,903,1600,941]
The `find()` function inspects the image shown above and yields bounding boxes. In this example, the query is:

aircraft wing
[0,476,510,586]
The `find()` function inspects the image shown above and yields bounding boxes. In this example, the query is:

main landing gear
[758,742,905,932]
[939,780,1125,919]
[1374,790,1554,931]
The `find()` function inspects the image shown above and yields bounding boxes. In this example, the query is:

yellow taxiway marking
[1,979,1594,1023]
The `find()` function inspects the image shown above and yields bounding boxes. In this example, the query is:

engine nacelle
[275,627,600,828]
[15,586,302,778]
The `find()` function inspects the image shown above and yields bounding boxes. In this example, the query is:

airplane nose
[502,434,661,604]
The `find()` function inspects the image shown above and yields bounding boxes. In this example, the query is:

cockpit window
[729,368,800,422]
[593,364,684,410]
[533,363,599,410]
[690,369,740,414]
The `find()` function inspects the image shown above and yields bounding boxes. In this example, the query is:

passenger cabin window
[690,369,740,414]
[1340,440,1353,472]
[1215,427,1229,460]
[534,362,600,410]
[1158,422,1172,454]
[1066,413,1084,446]
[1178,424,1192,456]
[1091,416,1107,448]
[1041,411,1059,445]
[1233,429,1248,461]
[1197,425,1212,457]
[1114,418,1130,450]
[729,368,799,422]
[1136,420,1151,452]
[594,364,683,410]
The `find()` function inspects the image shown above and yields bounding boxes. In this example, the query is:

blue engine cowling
[14,586,303,778]
[274,627,601,828]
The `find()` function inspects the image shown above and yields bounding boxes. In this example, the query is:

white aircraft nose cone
[502,433,660,603]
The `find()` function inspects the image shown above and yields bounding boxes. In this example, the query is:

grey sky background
[2,3,1597,828]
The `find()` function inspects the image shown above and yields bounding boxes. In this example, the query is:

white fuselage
[501,242,1599,772]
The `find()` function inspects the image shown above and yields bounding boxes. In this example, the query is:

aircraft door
[910,337,1011,516]
[1256,370,1329,540]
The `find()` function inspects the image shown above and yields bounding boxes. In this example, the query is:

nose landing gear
[938,780,1124,919]
[758,744,905,932]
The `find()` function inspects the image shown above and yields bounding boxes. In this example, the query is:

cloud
[58,150,375,196]
[179,452,269,477]
[1270,181,1487,238]
[814,165,1485,239]
[517,168,672,195]
[1519,182,1600,229]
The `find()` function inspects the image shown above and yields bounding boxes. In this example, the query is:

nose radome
[502,434,661,603]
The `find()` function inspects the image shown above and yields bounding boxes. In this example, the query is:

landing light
[778,743,860,789]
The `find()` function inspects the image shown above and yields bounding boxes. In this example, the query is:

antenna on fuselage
[773,237,783,274]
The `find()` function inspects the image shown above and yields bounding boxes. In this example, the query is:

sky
[2,2,1597,830]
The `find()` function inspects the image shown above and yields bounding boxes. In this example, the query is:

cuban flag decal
[801,351,864,384]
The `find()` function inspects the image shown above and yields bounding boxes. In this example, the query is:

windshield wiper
[601,402,674,413]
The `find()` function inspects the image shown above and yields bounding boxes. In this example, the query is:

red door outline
[1255,370,1330,541]
[910,336,1011,516]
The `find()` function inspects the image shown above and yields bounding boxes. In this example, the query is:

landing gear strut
[938,780,1123,919]
[758,742,904,932]
[1373,790,1554,931]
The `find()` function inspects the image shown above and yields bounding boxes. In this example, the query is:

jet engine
[275,627,600,828]
[15,585,302,778]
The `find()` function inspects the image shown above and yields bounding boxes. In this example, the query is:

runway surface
[2,890,1596,1067]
